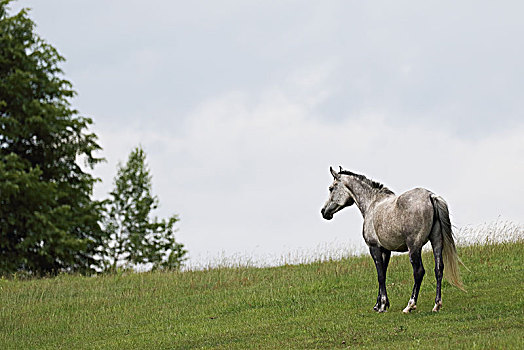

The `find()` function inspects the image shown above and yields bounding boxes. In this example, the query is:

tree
[102,146,186,271]
[0,1,105,275]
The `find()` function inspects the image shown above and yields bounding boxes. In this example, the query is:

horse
[320,166,464,313]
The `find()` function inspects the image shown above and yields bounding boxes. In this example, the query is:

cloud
[13,0,524,265]
[92,61,524,265]
[19,0,524,135]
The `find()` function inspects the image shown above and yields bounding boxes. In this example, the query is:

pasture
[1,241,523,349]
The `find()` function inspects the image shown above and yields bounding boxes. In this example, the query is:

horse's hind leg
[430,232,444,312]
[403,247,425,313]
[369,246,391,312]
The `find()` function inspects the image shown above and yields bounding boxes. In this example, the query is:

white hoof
[402,299,416,313]
[432,301,442,312]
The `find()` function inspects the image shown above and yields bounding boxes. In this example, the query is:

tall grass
[456,218,523,245]
[186,219,524,271]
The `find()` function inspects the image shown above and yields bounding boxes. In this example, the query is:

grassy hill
[1,241,523,349]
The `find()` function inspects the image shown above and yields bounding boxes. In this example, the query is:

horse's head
[321,166,355,220]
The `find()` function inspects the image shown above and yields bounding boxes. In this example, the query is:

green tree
[102,146,186,271]
[0,1,105,275]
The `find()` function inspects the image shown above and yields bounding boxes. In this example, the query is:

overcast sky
[11,1,524,266]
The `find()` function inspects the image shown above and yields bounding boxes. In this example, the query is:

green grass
[1,241,523,349]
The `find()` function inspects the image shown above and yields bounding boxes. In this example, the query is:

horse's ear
[339,166,343,173]
[330,166,340,180]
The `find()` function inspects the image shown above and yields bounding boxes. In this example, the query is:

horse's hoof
[403,300,416,313]
[432,301,442,312]
[374,303,388,312]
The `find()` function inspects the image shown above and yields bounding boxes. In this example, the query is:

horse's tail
[430,194,466,291]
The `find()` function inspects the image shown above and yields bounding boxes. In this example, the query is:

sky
[10,1,524,267]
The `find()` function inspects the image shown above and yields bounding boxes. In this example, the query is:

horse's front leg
[403,247,425,313]
[369,246,391,312]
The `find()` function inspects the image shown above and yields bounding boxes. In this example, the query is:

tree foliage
[102,146,186,271]
[0,1,105,275]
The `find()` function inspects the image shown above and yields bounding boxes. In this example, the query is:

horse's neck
[343,176,387,217]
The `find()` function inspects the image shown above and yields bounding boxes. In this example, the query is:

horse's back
[395,188,433,212]
[372,188,434,251]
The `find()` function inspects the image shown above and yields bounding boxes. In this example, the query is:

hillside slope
[1,241,523,349]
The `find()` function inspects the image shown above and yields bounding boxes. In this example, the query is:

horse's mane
[339,169,395,195]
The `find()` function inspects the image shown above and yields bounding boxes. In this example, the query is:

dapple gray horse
[321,167,464,313]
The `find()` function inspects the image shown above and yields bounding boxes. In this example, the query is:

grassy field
[1,241,523,349]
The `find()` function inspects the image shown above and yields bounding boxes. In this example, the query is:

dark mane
[339,169,395,195]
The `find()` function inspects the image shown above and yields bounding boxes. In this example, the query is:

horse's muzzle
[321,208,333,220]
